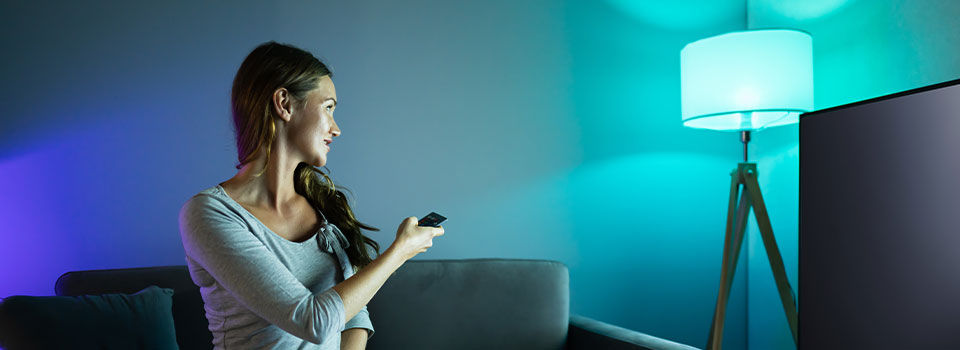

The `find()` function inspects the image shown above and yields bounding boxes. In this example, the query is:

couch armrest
[567,314,700,350]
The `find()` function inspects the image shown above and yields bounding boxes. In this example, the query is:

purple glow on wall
[0,108,205,296]
[1,139,78,296]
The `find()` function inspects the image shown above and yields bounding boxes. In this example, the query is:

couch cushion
[0,285,178,350]
[366,259,569,350]
[53,265,212,350]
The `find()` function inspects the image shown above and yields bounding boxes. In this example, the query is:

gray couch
[50,258,697,349]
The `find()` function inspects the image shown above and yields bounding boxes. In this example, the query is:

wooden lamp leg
[706,163,799,350]
[742,167,799,344]
[707,166,753,350]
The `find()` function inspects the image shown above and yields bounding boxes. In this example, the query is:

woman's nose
[330,119,341,137]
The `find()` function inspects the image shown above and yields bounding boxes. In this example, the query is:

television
[800,78,960,349]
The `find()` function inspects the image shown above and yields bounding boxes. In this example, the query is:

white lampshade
[680,29,813,131]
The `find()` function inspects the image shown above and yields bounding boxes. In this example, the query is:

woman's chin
[311,156,327,168]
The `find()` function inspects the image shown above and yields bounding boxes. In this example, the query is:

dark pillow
[0,285,178,350]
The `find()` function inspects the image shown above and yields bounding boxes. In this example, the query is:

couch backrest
[55,265,212,350]
[54,259,570,350]
[367,259,569,350]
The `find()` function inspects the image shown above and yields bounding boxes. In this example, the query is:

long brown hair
[230,41,380,269]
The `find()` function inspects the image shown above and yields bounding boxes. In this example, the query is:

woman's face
[288,75,340,167]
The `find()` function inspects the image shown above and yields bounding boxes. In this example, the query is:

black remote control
[418,212,447,227]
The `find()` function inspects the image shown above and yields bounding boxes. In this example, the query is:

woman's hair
[230,41,381,269]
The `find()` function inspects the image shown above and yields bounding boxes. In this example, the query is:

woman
[178,41,444,350]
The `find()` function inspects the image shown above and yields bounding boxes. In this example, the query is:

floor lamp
[679,29,813,350]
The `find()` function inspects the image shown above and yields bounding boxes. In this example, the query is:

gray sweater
[178,185,374,350]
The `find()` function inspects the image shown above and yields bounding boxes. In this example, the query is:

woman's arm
[340,328,368,350]
[333,217,443,321]
[332,245,404,321]
[181,197,440,344]
[180,195,347,343]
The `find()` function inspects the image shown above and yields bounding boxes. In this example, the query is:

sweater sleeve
[343,304,374,339]
[178,194,345,344]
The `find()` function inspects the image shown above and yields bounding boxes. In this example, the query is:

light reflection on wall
[758,0,852,21]
[0,142,77,296]
[604,0,744,30]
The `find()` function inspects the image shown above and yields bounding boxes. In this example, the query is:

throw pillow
[0,285,178,350]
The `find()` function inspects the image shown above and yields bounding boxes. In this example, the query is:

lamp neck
[741,130,751,162]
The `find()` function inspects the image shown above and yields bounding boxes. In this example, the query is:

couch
[3,258,698,349]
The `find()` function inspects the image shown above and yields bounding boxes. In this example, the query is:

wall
[748,0,960,349]
[0,1,753,347]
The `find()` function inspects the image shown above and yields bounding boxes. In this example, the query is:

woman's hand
[388,216,445,261]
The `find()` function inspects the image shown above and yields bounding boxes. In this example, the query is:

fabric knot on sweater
[318,221,351,254]
[316,209,355,280]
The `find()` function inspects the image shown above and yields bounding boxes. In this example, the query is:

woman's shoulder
[183,184,226,203]
[178,185,259,246]
[179,185,240,220]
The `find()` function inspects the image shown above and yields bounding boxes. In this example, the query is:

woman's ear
[272,87,293,122]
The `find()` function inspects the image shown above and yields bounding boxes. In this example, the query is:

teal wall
[748,0,960,349]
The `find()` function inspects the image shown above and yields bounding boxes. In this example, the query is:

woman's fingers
[398,220,444,257]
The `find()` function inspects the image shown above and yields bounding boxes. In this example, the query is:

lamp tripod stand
[706,131,798,350]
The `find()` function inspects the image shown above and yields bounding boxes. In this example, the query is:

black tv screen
[800,78,960,349]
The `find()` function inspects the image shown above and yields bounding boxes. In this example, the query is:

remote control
[418,212,447,227]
